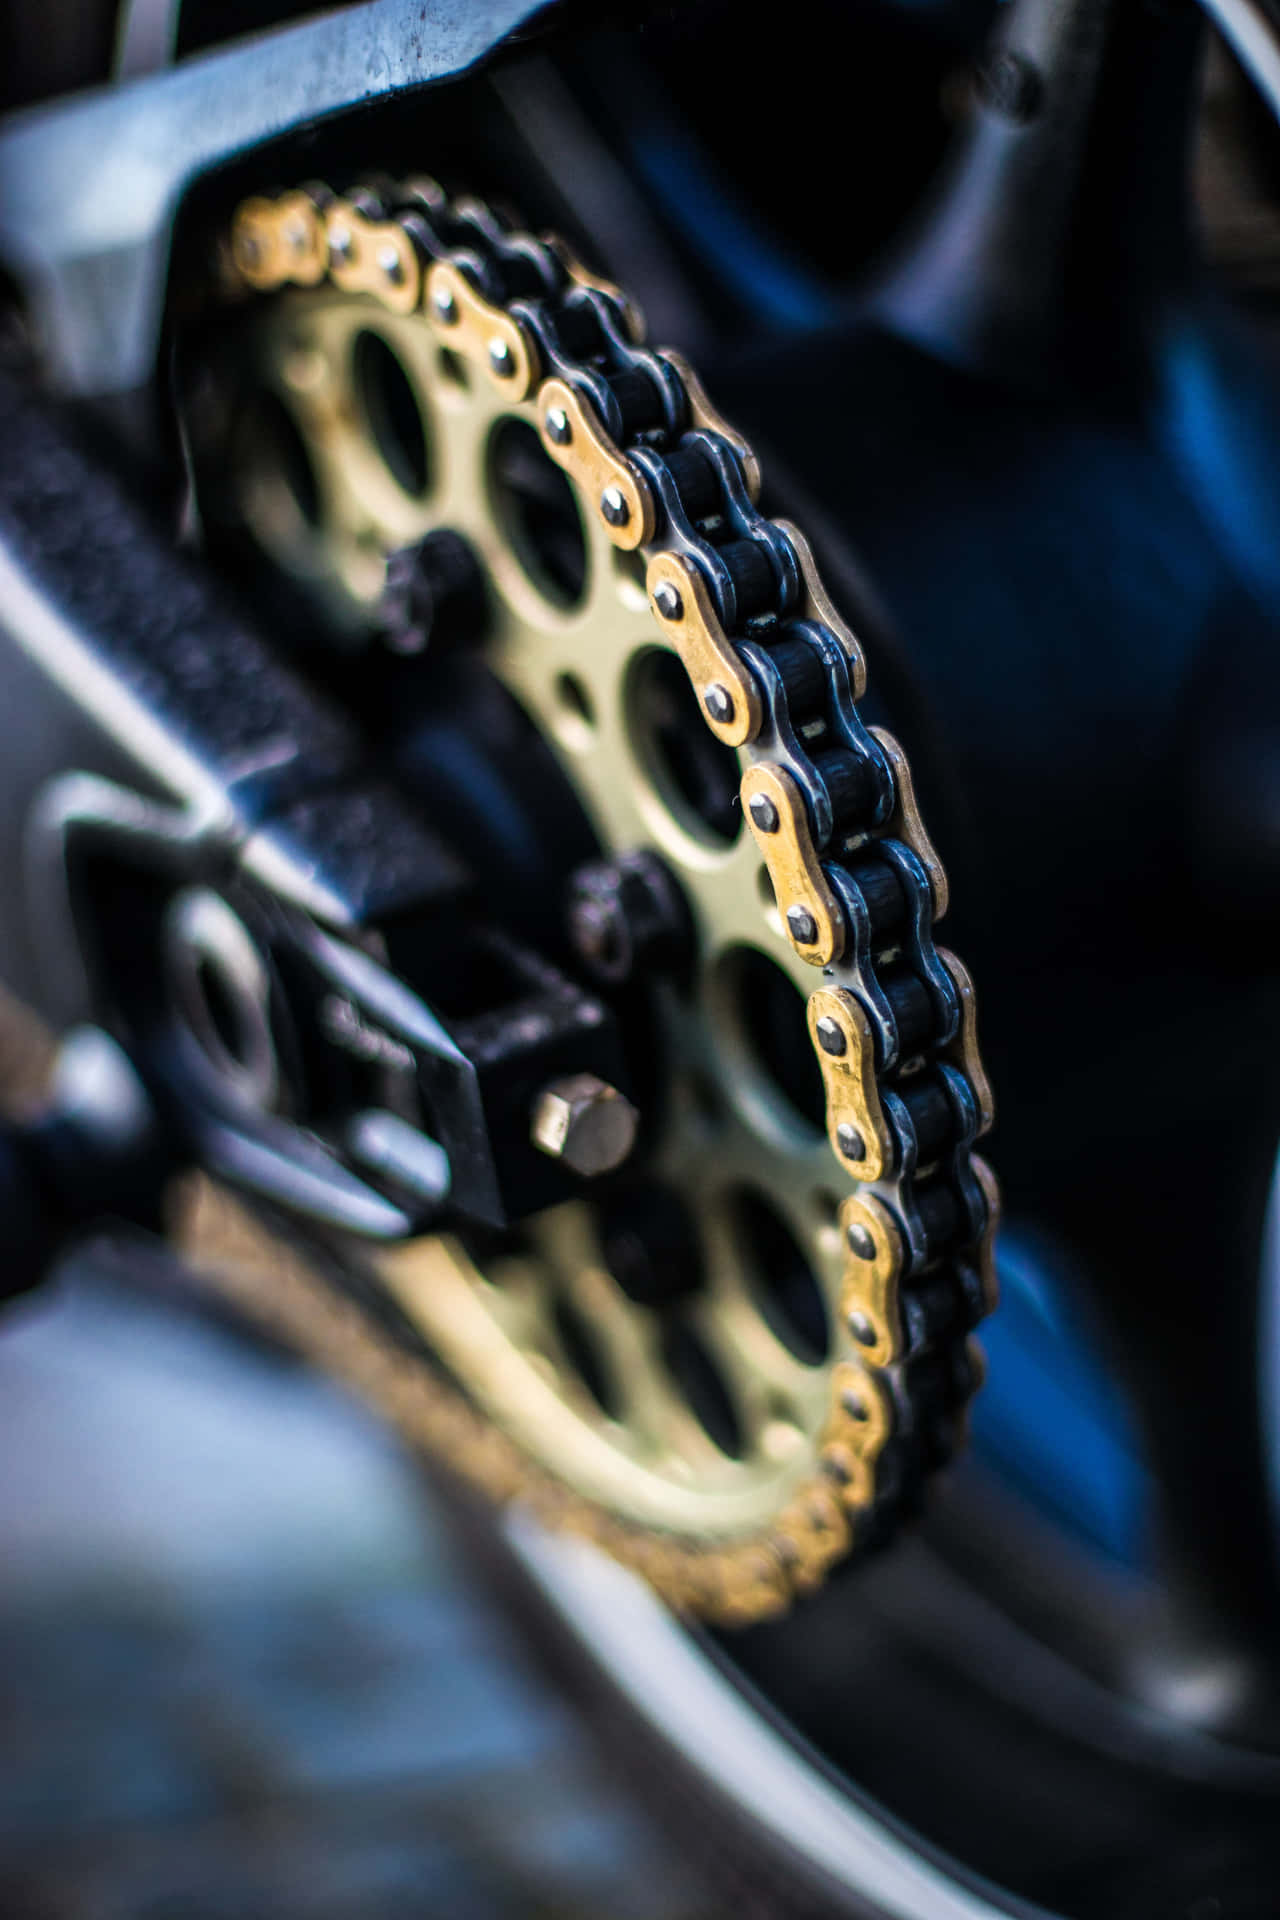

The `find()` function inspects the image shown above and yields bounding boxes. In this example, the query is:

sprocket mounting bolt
[566,850,692,987]
[375,527,488,655]
[531,1074,639,1177]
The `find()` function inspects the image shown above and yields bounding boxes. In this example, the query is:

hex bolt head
[652,581,684,622]
[836,1122,866,1162]
[544,406,572,447]
[748,792,779,833]
[847,1222,877,1261]
[600,485,631,528]
[432,283,459,324]
[703,684,735,725]
[786,904,818,945]
[816,1015,847,1057]
[489,338,515,378]
[531,1073,640,1177]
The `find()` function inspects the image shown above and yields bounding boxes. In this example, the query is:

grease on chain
[214,179,999,1620]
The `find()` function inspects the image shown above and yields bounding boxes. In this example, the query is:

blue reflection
[1154,306,1280,616]
[627,128,839,332]
[972,1227,1152,1568]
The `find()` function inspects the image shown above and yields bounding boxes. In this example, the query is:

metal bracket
[0,0,548,396]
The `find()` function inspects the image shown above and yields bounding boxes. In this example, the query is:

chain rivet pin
[652,581,683,622]
[600,485,631,528]
[786,905,818,946]
[846,1223,877,1261]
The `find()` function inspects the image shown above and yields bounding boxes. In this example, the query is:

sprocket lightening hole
[660,1318,743,1458]
[353,329,431,498]
[730,1188,830,1365]
[715,944,826,1137]
[238,391,322,541]
[628,648,743,848]
[552,1293,619,1419]
[488,417,588,609]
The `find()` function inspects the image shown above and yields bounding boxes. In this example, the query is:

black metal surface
[0,357,361,832]
[873,0,1203,386]
[0,357,629,1246]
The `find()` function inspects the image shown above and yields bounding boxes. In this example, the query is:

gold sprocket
[176,178,998,1623]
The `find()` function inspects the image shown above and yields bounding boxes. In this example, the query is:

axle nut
[531,1073,639,1177]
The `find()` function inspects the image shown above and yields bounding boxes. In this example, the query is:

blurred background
[0,1256,711,1919]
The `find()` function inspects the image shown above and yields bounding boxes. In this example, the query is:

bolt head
[531,1073,639,1177]
[703,684,735,725]
[846,1222,877,1261]
[816,1015,847,1057]
[544,406,572,447]
[835,1122,866,1162]
[652,581,683,622]
[977,49,1043,124]
[489,337,515,377]
[433,283,459,324]
[569,895,624,972]
[384,623,428,657]
[748,792,779,834]
[786,904,818,946]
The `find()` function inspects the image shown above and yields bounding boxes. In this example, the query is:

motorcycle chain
[184,173,1001,1621]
